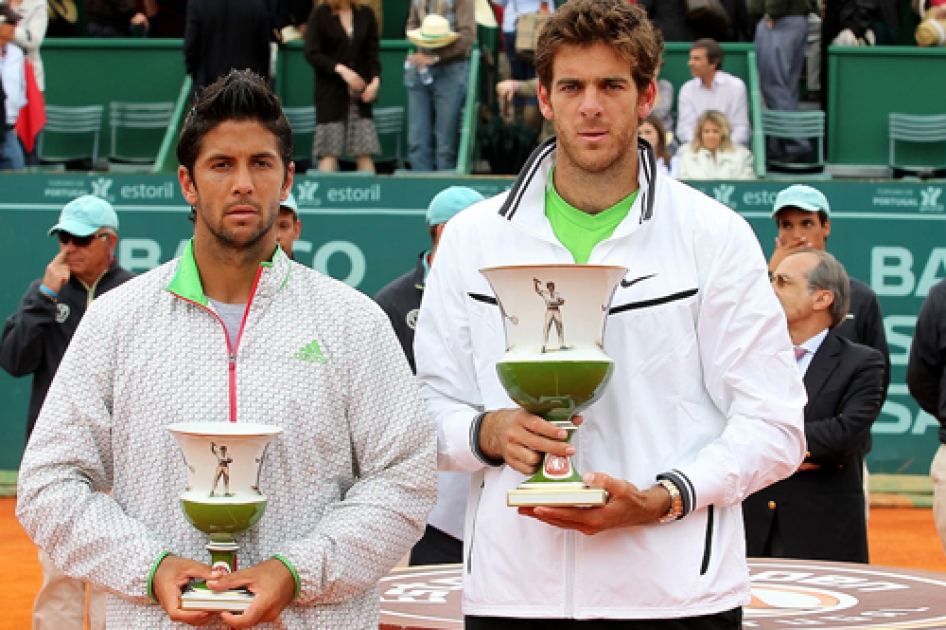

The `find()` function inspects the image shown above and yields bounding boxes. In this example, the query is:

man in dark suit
[744,248,886,563]
[183,0,274,92]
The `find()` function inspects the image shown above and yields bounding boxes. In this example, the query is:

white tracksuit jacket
[414,139,807,620]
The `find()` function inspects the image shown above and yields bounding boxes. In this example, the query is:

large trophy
[481,264,627,508]
[167,422,282,612]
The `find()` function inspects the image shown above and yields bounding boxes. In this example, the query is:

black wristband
[470,412,505,467]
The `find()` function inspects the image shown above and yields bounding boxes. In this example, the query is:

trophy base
[181,583,254,612]
[507,484,608,507]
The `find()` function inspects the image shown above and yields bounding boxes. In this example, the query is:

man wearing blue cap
[0,194,133,630]
[375,185,484,565]
[767,184,889,394]
[275,192,303,260]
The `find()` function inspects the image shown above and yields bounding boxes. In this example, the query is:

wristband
[148,551,173,603]
[39,285,59,300]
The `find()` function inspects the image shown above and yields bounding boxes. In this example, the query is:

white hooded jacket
[415,139,806,620]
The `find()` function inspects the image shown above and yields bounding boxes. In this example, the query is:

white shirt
[0,43,27,126]
[495,0,554,33]
[676,71,750,147]
[796,328,830,376]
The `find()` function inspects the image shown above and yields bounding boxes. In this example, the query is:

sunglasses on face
[58,232,109,247]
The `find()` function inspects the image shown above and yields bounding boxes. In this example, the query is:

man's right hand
[768,236,808,275]
[153,555,217,626]
[42,252,71,294]
[479,409,579,475]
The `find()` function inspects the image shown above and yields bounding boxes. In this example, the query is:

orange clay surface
[1,498,945,629]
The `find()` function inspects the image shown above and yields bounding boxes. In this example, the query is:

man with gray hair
[743,248,886,563]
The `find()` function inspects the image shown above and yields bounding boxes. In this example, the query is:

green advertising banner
[1,174,944,478]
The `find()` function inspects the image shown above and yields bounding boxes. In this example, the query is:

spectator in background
[676,38,751,147]
[0,4,26,171]
[184,0,272,92]
[750,0,813,163]
[304,0,381,173]
[744,249,885,563]
[146,0,189,38]
[638,114,677,177]
[652,64,675,138]
[677,109,755,179]
[8,0,46,92]
[405,6,475,172]
[375,186,485,566]
[1,196,133,630]
[907,278,946,554]
[86,0,148,36]
[638,0,698,41]
[494,0,552,131]
[45,0,76,36]
[275,193,302,260]
[495,76,553,143]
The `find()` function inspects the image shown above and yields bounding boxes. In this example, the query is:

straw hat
[475,0,498,28]
[407,14,461,49]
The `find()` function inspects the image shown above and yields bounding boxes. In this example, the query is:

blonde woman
[304,0,381,173]
[677,110,756,180]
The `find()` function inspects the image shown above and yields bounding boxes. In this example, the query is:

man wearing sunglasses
[0,193,133,630]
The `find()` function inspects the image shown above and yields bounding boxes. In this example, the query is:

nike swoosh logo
[620,273,657,289]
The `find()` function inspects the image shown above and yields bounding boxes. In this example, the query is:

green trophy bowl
[167,422,282,612]
[482,264,627,508]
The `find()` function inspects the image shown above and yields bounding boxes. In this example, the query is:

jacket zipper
[466,478,485,574]
[700,505,715,575]
[172,267,264,424]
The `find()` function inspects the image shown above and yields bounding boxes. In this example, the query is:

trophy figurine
[480,264,627,508]
[167,422,283,612]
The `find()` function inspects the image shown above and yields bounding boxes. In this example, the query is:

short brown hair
[535,0,664,94]
[692,38,723,70]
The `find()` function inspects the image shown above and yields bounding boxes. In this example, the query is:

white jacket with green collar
[17,242,437,629]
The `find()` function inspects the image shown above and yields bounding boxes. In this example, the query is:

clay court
[2,496,945,630]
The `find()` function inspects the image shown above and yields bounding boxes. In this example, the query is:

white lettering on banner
[90,177,114,200]
[921,186,945,212]
[916,248,946,297]
[871,247,914,296]
[293,240,313,256]
[121,182,176,200]
[119,238,161,272]
[326,184,381,203]
[295,181,320,205]
[312,241,366,287]
[871,247,946,297]
[873,384,939,435]
[884,315,915,366]
[713,184,735,207]
[741,190,779,207]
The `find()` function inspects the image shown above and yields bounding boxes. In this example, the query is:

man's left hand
[518,472,671,535]
[209,559,296,628]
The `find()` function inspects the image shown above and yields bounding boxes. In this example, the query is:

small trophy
[480,264,627,508]
[167,422,282,612]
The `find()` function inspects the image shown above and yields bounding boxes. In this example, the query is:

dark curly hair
[177,70,294,180]
[535,0,664,95]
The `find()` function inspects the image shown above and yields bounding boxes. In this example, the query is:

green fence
[2,174,945,478]
[828,46,946,169]
[41,40,187,164]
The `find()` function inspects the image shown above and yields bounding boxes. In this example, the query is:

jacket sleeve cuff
[471,412,504,467]
[271,554,301,601]
[147,551,173,602]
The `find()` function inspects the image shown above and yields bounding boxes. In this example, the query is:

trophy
[480,264,627,508]
[167,422,282,612]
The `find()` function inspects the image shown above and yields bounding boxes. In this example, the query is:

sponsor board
[379,561,946,629]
